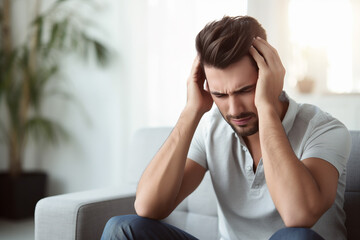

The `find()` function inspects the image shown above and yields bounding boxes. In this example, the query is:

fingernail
[256,36,262,40]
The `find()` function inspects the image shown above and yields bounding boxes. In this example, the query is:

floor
[0,218,34,240]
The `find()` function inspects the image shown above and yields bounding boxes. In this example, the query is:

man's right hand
[185,56,213,115]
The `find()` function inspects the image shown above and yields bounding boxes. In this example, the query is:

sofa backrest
[344,131,360,240]
[126,127,173,184]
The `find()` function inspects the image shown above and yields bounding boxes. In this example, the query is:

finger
[252,37,280,68]
[189,56,201,82]
[249,45,267,69]
[253,37,280,58]
[188,56,206,89]
[190,56,200,77]
[255,37,285,72]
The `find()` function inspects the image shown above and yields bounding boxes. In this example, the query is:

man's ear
[204,80,210,92]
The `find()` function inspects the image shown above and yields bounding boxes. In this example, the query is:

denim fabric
[101,214,324,240]
[269,227,325,240]
[101,215,198,240]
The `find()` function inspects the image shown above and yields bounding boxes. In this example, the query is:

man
[101,16,351,240]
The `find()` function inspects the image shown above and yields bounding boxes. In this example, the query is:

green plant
[0,0,110,177]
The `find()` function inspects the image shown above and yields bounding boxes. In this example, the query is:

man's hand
[185,56,213,115]
[249,37,341,228]
[249,37,285,111]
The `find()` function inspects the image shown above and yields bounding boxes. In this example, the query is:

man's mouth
[231,116,252,126]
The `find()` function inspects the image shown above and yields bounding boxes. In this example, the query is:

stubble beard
[229,118,259,137]
[221,112,259,137]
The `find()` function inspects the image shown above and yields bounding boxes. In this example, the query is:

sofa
[35,128,360,240]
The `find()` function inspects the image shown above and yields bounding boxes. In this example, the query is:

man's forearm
[258,105,324,227]
[135,107,203,219]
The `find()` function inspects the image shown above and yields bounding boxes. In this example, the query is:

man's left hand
[249,37,285,111]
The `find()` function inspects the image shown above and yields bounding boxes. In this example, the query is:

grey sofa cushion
[35,186,136,240]
[76,196,136,240]
[126,127,172,184]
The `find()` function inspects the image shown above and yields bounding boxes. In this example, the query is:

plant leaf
[45,88,92,127]
[25,116,70,145]
[93,40,109,67]
[56,19,69,50]
[29,64,59,111]
[45,22,60,56]
[35,16,43,49]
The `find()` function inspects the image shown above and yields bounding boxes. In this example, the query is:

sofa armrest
[35,184,137,240]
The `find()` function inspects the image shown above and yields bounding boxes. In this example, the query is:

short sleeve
[187,116,208,170]
[301,115,352,175]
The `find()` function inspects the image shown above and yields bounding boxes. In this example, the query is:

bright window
[288,0,357,93]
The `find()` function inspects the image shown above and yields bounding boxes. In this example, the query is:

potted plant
[0,0,110,219]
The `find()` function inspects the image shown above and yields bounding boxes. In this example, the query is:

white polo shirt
[188,92,352,240]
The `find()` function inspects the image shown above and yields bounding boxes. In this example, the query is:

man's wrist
[182,105,205,123]
[256,102,280,122]
[255,98,275,113]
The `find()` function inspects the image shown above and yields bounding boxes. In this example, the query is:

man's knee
[270,227,325,240]
[101,214,150,240]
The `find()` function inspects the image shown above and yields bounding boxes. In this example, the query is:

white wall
[34,0,141,195]
[144,0,248,127]
[0,0,138,195]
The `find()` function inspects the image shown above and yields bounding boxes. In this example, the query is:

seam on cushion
[75,196,136,240]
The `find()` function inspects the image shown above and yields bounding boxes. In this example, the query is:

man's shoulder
[290,100,350,147]
[295,102,345,130]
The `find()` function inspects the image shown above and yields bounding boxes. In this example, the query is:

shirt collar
[280,91,299,135]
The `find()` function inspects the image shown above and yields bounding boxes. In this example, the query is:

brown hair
[195,16,267,69]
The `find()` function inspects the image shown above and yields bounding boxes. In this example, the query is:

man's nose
[228,96,243,117]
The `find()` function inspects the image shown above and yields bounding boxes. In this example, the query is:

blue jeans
[101,214,325,240]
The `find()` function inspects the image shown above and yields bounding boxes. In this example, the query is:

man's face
[204,56,259,137]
